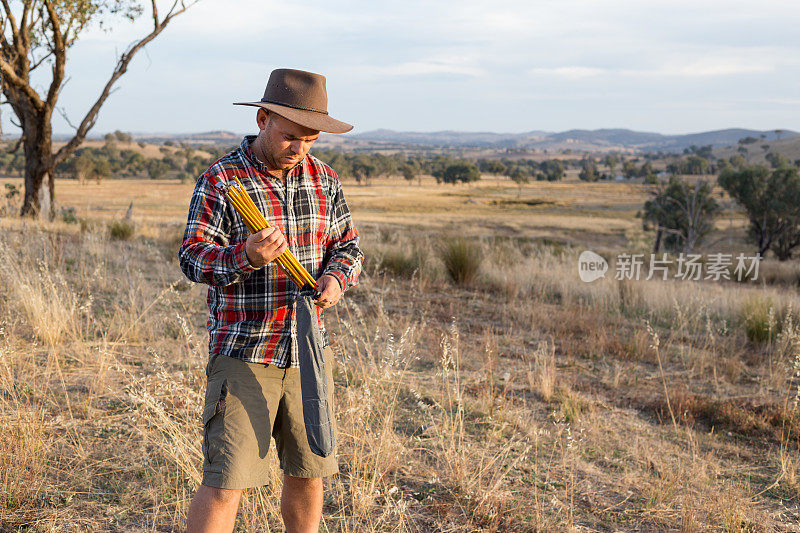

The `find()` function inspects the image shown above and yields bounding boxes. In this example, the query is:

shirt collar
[240,134,306,179]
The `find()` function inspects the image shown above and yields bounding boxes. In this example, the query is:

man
[179,68,363,533]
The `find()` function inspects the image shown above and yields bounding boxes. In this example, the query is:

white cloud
[381,61,482,77]
[9,0,800,134]
[528,66,608,79]
[621,54,780,78]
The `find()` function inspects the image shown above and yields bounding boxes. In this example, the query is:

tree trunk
[19,118,55,219]
[652,227,662,254]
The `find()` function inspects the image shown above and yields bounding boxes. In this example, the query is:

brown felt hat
[234,68,353,134]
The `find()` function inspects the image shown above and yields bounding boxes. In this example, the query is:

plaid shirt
[179,135,363,368]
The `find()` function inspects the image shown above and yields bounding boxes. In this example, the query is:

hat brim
[233,102,353,134]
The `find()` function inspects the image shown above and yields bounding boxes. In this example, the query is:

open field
[0,174,799,531]
[0,173,749,250]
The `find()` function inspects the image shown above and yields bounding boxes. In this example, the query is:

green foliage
[399,162,420,183]
[442,161,480,185]
[351,154,377,185]
[439,237,482,285]
[510,167,530,185]
[578,158,599,182]
[765,152,790,169]
[69,152,110,182]
[540,159,564,181]
[642,176,719,253]
[685,155,710,175]
[55,140,206,181]
[666,155,710,175]
[371,153,397,178]
[108,219,135,241]
[429,155,456,184]
[729,154,747,169]
[684,144,713,158]
[185,156,207,178]
[718,165,800,259]
[622,160,638,179]
[740,296,780,343]
[478,159,506,175]
[60,207,79,224]
[556,388,583,424]
[4,183,19,200]
[305,151,569,187]
[146,159,171,180]
[378,248,424,278]
[114,130,133,143]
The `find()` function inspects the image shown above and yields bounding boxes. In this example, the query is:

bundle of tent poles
[215,177,317,290]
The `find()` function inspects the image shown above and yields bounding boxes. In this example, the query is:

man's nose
[290,141,304,154]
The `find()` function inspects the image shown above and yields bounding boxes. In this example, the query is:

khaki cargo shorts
[201,346,339,489]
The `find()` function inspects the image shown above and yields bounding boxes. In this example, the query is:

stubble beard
[257,136,303,173]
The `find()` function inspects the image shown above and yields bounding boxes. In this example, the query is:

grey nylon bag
[296,291,335,457]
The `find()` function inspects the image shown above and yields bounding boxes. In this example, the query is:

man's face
[255,109,320,172]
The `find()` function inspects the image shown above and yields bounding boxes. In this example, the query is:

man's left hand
[315,274,343,309]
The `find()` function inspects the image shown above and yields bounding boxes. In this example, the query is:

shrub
[108,219,135,241]
[60,206,79,224]
[740,296,780,343]
[378,248,425,279]
[79,218,99,234]
[439,237,482,285]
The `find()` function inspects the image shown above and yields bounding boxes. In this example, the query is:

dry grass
[0,177,799,531]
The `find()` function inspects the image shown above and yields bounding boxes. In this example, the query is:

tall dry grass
[0,217,797,531]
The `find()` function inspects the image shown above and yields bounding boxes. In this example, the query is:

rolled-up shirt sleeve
[178,173,258,287]
[322,178,364,291]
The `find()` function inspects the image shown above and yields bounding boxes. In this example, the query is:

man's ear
[256,108,270,130]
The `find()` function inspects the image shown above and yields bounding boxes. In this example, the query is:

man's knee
[202,484,242,505]
[284,475,322,487]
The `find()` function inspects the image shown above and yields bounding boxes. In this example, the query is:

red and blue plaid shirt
[179,135,363,368]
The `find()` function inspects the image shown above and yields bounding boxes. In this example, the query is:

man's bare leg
[186,485,242,533]
[281,475,323,533]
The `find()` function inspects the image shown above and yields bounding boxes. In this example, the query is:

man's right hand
[245,227,288,268]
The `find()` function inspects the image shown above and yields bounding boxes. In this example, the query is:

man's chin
[282,157,302,169]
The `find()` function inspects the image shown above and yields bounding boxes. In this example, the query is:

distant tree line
[718,165,800,260]
[312,149,568,186]
[638,158,800,261]
[0,132,224,182]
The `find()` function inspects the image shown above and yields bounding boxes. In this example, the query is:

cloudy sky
[9,0,800,135]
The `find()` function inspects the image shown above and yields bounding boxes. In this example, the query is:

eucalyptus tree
[0,0,198,217]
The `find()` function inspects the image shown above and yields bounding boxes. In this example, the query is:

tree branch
[0,0,22,58]
[54,1,198,165]
[28,48,54,71]
[0,55,43,108]
[42,0,65,110]
[164,1,183,20]
[4,134,22,153]
[56,102,79,130]
[18,0,32,53]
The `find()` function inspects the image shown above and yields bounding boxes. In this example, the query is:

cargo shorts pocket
[202,378,228,465]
